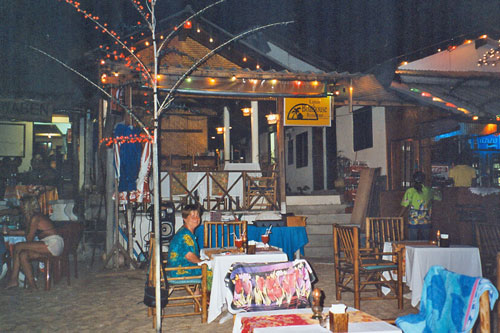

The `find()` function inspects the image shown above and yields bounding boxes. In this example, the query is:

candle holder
[311,288,323,320]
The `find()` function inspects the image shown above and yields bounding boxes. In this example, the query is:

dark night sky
[1,0,500,107]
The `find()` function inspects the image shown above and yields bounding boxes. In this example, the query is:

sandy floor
[0,257,494,332]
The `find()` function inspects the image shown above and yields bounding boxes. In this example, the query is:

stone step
[303,246,334,260]
[306,233,332,246]
[286,195,342,206]
[304,213,351,225]
[287,204,348,215]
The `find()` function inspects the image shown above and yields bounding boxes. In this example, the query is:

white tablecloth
[201,249,288,323]
[405,245,482,306]
[233,308,401,333]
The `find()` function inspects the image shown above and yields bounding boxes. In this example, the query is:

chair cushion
[361,259,398,271]
[169,278,201,285]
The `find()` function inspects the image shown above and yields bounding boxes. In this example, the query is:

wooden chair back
[245,173,278,210]
[475,222,500,279]
[333,223,358,263]
[203,220,247,248]
[333,223,403,310]
[365,217,404,251]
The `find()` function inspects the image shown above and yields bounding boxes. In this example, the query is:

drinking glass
[261,234,269,247]
[234,237,243,249]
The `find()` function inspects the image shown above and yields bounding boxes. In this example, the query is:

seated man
[4,196,64,289]
[166,204,211,290]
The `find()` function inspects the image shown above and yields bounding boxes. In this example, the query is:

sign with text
[284,97,331,126]
[0,98,52,122]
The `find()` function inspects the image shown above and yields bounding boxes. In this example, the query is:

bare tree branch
[128,0,152,30]
[29,45,151,139]
[62,0,153,83]
[158,20,294,116]
[157,0,227,55]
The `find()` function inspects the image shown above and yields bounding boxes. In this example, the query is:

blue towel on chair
[396,265,498,333]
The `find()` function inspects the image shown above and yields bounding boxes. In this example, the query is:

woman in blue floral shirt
[166,204,212,289]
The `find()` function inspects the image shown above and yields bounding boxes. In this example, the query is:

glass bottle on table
[242,233,248,253]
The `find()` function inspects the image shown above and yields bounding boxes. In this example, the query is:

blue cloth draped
[114,123,142,192]
[195,225,308,260]
[396,265,498,333]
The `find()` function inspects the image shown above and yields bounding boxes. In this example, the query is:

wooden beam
[277,98,286,210]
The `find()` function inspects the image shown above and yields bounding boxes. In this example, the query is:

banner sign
[0,98,52,122]
[284,97,331,126]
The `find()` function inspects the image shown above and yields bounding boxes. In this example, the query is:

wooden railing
[159,169,279,212]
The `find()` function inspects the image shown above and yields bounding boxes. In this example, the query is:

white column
[251,101,259,164]
[224,106,230,163]
[323,127,327,190]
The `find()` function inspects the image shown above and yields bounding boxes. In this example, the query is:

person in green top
[399,171,441,241]
[166,204,212,290]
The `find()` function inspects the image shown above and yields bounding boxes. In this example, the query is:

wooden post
[127,205,134,268]
[105,149,115,255]
[276,98,286,212]
[479,292,490,333]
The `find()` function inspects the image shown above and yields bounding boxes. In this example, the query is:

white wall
[336,106,387,175]
[19,122,33,173]
[284,127,313,194]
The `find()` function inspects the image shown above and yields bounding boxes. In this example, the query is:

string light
[99,133,152,147]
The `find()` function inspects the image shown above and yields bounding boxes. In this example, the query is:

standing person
[448,155,476,187]
[399,171,441,241]
[4,196,64,289]
[166,204,212,290]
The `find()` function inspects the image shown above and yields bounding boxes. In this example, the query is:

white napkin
[197,260,212,270]
[329,304,346,314]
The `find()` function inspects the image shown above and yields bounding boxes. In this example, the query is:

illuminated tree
[30,1,291,329]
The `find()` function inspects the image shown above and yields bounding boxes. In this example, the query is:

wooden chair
[475,222,500,280]
[365,217,405,251]
[146,237,208,327]
[497,252,500,332]
[396,265,498,333]
[332,224,403,310]
[31,222,83,290]
[245,174,278,210]
[162,264,208,323]
[203,220,247,248]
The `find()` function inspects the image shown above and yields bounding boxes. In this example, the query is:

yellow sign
[284,97,331,126]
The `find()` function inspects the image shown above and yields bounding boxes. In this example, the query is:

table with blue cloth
[195,224,308,260]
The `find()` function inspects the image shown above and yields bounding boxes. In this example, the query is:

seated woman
[4,196,64,289]
[166,204,211,290]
